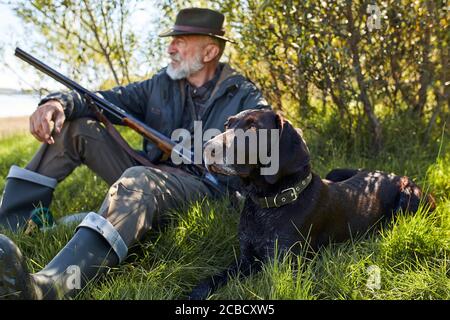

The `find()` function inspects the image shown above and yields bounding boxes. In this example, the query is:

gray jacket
[41,63,270,190]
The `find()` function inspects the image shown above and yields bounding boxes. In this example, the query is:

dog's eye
[246,121,258,130]
[245,118,257,129]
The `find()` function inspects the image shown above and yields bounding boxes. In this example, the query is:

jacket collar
[178,63,245,116]
[210,63,243,96]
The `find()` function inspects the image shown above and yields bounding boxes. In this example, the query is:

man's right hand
[29,100,66,144]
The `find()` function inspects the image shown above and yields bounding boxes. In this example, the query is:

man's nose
[167,40,177,54]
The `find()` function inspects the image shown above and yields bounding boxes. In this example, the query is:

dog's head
[204,109,310,184]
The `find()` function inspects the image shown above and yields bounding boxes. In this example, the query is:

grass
[0,120,448,300]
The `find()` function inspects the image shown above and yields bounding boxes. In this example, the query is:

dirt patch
[0,116,29,138]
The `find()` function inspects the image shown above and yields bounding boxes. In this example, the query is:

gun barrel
[14,47,179,152]
[15,47,125,120]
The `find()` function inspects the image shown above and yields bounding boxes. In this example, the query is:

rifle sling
[85,96,190,176]
[94,108,157,168]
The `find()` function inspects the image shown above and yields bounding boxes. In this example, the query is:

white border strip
[7,165,57,189]
[76,212,128,263]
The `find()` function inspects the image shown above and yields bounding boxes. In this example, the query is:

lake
[0,94,39,118]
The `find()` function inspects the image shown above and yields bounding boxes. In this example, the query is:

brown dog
[188,109,435,299]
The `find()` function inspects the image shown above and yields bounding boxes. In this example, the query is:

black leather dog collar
[252,173,313,209]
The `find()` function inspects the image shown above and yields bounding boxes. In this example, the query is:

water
[0,93,39,118]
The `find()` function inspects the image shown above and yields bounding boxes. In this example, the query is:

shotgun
[14,47,200,168]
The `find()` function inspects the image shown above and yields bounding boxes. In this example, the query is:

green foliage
[1,0,449,301]
[9,0,449,150]
[216,0,449,151]
[379,208,449,263]
[427,151,450,199]
[0,134,39,187]
[81,198,240,299]
[214,249,316,300]
[10,0,164,88]
[0,114,448,300]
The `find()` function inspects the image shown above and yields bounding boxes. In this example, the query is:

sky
[0,2,36,90]
[0,1,161,91]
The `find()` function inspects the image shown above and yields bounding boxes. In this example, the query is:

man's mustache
[170,53,182,63]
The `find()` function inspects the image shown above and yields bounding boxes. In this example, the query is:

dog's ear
[275,112,284,132]
[264,114,310,184]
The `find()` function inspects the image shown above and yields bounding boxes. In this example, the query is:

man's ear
[203,44,220,63]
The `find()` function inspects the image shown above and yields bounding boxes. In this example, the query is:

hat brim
[159,29,235,44]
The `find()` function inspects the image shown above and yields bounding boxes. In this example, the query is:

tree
[215,0,448,151]
[10,0,164,88]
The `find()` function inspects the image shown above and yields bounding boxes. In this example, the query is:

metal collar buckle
[273,187,298,207]
[259,173,312,209]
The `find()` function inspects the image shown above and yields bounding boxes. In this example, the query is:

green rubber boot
[0,212,127,299]
[0,165,57,232]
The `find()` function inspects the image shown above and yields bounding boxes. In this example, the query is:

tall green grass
[0,120,448,300]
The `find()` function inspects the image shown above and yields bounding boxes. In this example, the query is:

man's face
[166,35,208,80]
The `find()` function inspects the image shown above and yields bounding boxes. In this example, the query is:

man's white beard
[166,52,204,80]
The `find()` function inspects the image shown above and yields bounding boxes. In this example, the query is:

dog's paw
[188,282,212,300]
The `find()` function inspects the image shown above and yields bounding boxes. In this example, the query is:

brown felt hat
[159,8,234,43]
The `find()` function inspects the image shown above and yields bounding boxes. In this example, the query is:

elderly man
[0,8,269,299]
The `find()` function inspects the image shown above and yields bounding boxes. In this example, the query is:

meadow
[0,113,448,300]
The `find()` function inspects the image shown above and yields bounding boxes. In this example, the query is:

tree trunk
[413,1,434,117]
[345,0,382,152]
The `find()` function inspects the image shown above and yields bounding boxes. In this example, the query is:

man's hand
[30,100,65,144]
